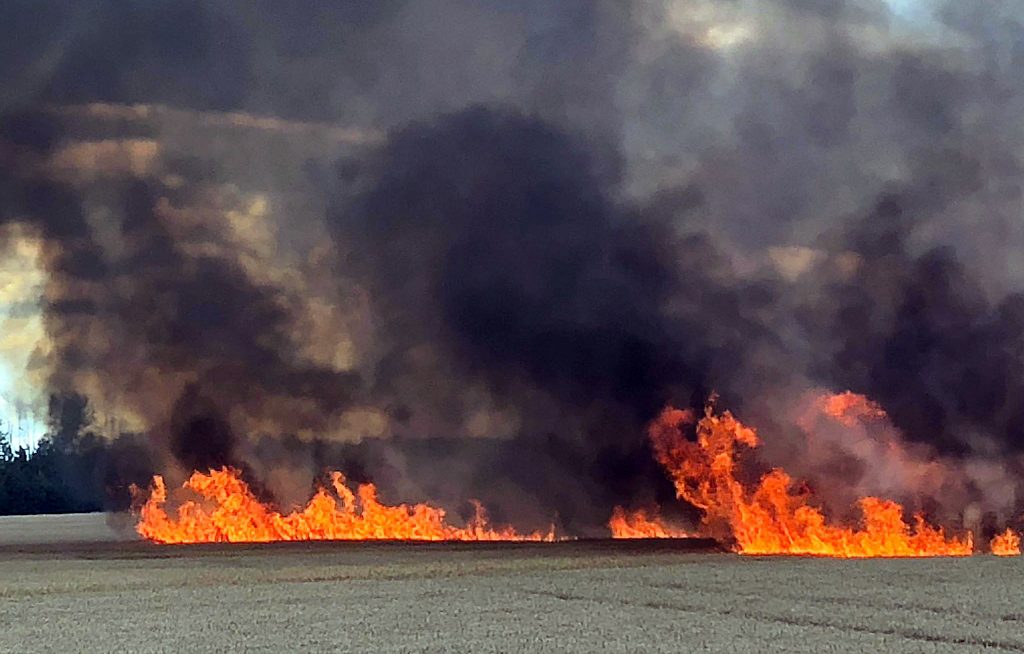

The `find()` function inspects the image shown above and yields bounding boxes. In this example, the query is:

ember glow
[135,468,555,543]
[991,529,1022,557]
[612,396,987,557]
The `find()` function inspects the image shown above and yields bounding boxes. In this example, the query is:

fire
[991,528,1021,556]
[817,390,886,426]
[135,467,555,544]
[608,506,690,538]
[136,394,1019,555]
[612,399,976,557]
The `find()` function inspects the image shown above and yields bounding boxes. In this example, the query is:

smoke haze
[1,0,1023,529]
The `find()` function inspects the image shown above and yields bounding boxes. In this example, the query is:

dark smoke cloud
[806,190,1024,456]
[1,0,1024,526]
[328,107,752,527]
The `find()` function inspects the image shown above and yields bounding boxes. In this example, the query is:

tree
[0,422,12,463]
[47,393,92,452]
[0,396,156,515]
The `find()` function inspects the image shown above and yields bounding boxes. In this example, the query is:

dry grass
[1,514,1022,653]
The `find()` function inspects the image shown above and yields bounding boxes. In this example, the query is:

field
[1,515,1022,652]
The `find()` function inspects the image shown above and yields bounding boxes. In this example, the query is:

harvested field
[1,514,1022,653]
[0,513,136,545]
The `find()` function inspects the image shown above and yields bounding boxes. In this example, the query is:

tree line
[0,395,152,515]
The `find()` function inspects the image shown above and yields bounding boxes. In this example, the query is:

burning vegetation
[134,392,1020,556]
[609,398,974,557]
[135,468,554,544]
[606,393,1020,557]
[607,507,691,539]
[991,528,1022,557]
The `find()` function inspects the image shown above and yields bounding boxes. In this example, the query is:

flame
[990,528,1021,556]
[608,507,691,538]
[817,390,886,426]
[612,400,976,557]
[135,467,555,543]
[136,394,1019,555]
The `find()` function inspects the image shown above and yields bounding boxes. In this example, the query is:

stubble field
[0,514,1022,653]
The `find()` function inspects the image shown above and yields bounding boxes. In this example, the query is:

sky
[887,0,941,31]
[0,236,46,450]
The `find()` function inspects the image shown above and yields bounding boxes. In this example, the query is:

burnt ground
[1,514,1022,652]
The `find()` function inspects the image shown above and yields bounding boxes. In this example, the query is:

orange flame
[990,528,1021,556]
[135,468,555,544]
[612,401,976,557]
[608,507,691,538]
[818,390,886,426]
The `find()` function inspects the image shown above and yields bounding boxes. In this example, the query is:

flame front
[135,468,555,543]
[136,396,1021,555]
[991,528,1021,556]
[607,506,691,538]
[612,401,982,557]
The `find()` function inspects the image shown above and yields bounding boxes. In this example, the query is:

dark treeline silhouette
[0,394,153,515]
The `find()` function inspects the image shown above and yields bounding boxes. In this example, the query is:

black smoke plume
[329,107,752,526]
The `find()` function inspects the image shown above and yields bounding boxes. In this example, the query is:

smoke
[1,0,1023,527]
[326,106,766,527]
[0,107,362,476]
